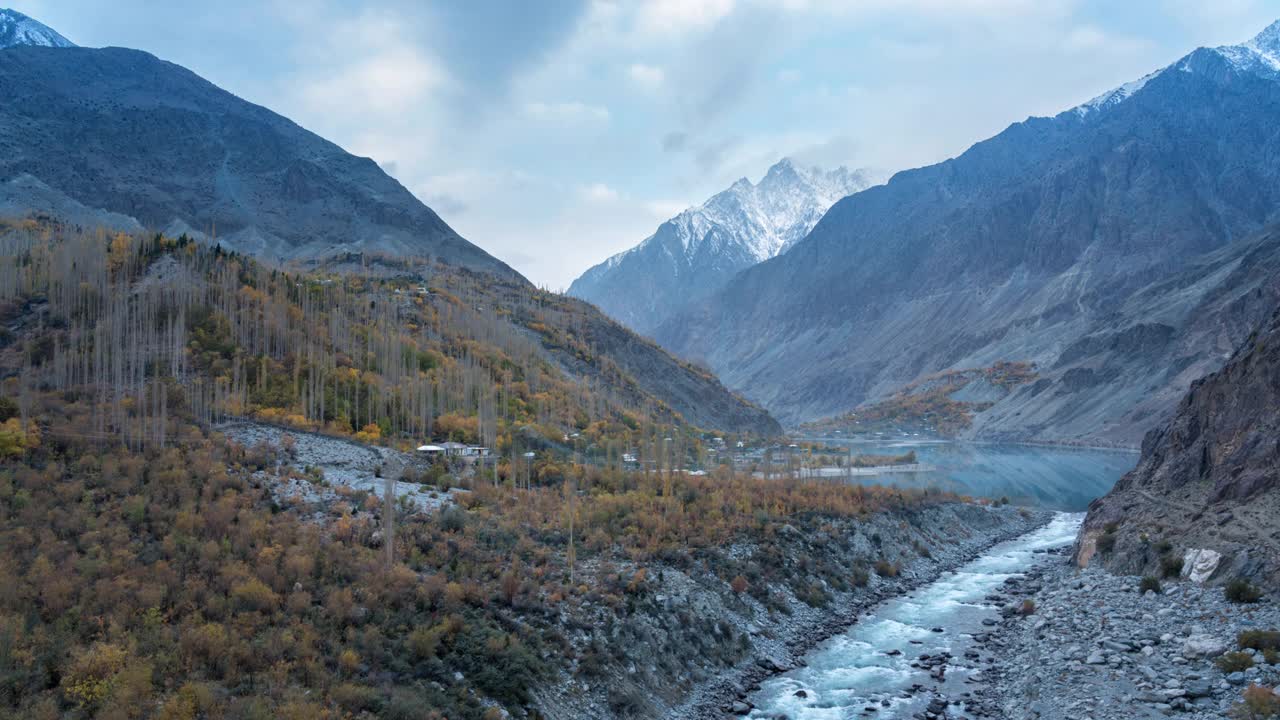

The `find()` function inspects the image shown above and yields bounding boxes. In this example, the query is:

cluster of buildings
[415,442,491,459]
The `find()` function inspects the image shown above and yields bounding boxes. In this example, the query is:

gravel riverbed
[975,552,1280,720]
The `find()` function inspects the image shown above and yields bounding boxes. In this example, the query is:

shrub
[1230,685,1280,720]
[798,583,830,608]
[608,687,645,716]
[231,578,280,612]
[1160,555,1184,579]
[438,506,466,533]
[1226,579,1264,604]
[62,643,128,710]
[730,575,749,594]
[850,567,870,588]
[1239,631,1280,653]
[1218,652,1256,673]
[331,683,381,713]
[1095,532,1117,554]
[0,396,17,422]
[1019,599,1036,616]
[874,559,898,578]
[1139,576,1162,595]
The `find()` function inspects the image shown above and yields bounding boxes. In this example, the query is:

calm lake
[802,439,1138,511]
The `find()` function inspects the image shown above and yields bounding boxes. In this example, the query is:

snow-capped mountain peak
[1250,18,1280,55]
[0,8,75,49]
[568,158,885,333]
[658,157,884,262]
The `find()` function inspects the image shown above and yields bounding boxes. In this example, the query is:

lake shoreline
[798,434,1142,455]
[786,438,1137,512]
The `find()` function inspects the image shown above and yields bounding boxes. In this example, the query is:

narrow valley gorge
[1,6,1279,720]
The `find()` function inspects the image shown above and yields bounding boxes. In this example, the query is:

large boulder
[1181,634,1229,659]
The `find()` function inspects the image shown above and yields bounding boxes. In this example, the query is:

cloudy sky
[11,0,1280,288]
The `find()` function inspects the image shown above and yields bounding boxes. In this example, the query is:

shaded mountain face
[1077,306,1280,591]
[656,20,1280,444]
[569,159,880,335]
[0,39,514,276]
[0,8,73,49]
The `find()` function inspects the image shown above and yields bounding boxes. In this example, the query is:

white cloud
[645,199,691,218]
[628,63,665,89]
[638,0,736,34]
[775,68,802,83]
[581,182,620,202]
[786,0,1073,18]
[1063,24,1108,51]
[414,169,690,290]
[300,46,446,115]
[524,100,612,122]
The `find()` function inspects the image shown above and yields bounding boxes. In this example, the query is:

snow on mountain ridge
[635,158,881,265]
[1074,18,1280,118]
[0,8,75,49]
[567,158,884,333]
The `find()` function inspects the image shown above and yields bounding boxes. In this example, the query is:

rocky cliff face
[0,42,513,276]
[1077,305,1280,591]
[569,159,880,335]
[656,20,1280,445]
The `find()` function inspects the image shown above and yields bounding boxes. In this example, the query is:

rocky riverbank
[977,552,1280,719]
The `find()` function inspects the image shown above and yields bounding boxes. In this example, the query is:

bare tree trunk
[382,455,403,572]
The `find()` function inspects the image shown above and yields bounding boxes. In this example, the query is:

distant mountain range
[656,19,1280,446]
[569,159,882,335]
[0,12,512,276]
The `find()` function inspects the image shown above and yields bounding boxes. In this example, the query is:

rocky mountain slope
[569,159,880,335]
[0,16,513,276]
[0,8,73,49]
[656,20,1280,445]
[1076,304,1280,591]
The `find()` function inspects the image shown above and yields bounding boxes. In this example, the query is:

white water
[748,513,1083,718]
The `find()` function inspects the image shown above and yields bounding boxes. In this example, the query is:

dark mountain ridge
[0,43,514,276]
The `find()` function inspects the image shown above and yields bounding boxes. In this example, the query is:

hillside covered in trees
[0,219,775,457]
[0,218,981,719]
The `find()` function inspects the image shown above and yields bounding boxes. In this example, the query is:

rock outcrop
[1078,305,1280,590]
